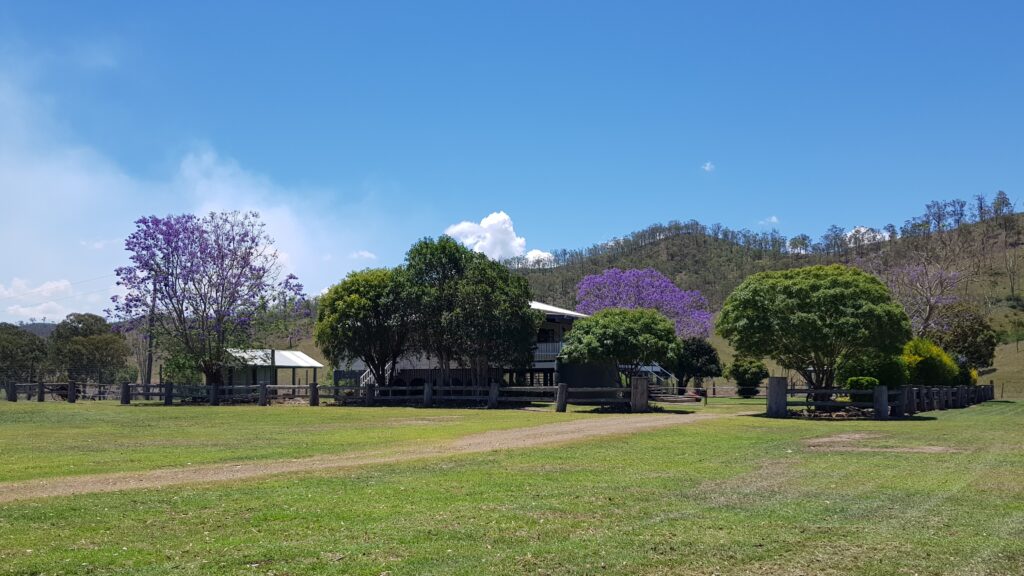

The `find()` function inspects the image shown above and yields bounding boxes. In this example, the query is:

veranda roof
[529,301,589,319]
[227,348,324,368]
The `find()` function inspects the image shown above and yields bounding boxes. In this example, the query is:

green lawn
[1,399,1022,575]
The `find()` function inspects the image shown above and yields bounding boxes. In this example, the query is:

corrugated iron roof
[227,348,324,368]
[530,301,589,319]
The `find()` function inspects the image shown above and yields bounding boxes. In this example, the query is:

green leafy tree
[49,313,132,384]
[560,308,678,380]
[672,338,723,389]
[926,303,998,369]
[315,268,414,392]
[902,338,959,387]
[0,323,47,384]
[725,357,768,398]
[405,236,476,386]
[717,265,911,389]
[457,256,542,385]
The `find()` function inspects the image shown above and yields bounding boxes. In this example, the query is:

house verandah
[334,301,602,402]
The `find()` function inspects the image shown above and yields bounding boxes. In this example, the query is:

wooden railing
[765,377,997,419]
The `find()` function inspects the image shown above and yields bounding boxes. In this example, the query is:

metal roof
[227,348,324,368]
[530,301,589,319]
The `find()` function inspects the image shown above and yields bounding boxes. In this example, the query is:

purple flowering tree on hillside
[110,211,306,386]
[576,268,713,338]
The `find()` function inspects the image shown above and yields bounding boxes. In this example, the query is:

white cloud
[445,211,549,261]
[758,215,780,226]
[6,301,68,320]
[349,250,377,260]
[524,249,555,267]
[702,161,715,172]
[0,278,73,300]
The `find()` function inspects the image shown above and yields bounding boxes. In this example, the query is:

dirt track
[0,412,721,504]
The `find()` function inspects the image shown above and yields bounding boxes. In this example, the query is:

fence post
[907,387,918,414]
[423,378,433,407]
[37,381,44,402]
[487,379,499,409]
[309,382,319,407]
[163,383,173,406]
[630,376,649,413]
[67,382,77,404]
[873,385,889,420]
[766,376,788,418]
[258,381,268,406]
[209,383,219,406]
[120,382,131,405]
[555,381,568,413]
[4,382,15,402]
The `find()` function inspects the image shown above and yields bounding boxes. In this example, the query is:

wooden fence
[2,377,656,412]
[765,376,997,419]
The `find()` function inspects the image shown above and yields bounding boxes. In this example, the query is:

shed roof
[530,301,589,319]
[227,349,324,368]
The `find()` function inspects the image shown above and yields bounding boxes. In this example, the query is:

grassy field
[0,399,1022,575]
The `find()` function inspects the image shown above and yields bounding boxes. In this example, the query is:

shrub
[902,338,959,387]
[845,376,880,403]
[726,357,768,398]
[837,352,909,389]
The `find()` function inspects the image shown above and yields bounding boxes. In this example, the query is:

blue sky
[0,1,1022,321]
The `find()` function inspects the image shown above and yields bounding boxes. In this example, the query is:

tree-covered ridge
[515,192,1023,338]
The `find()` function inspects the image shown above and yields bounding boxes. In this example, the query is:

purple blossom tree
[575,268,712,338]
[110,211,306,386]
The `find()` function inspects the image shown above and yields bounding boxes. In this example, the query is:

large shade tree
[0,323,47,385]
[49,313,132,384]
[111,211,305,385]
[576,268,712,338]
[457,254,542,385]
[315,268,414,394]
[717,265,911,389]
[560,308,678,380]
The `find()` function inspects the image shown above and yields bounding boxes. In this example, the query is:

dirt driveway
[0,412,723,504]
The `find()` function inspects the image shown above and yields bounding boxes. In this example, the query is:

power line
[0,274,117,303]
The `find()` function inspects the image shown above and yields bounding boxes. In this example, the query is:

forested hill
[513,194,1024,338]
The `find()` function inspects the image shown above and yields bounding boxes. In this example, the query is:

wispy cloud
[758,215,780,226]
[349,250,377,260]
[702,161,715,172]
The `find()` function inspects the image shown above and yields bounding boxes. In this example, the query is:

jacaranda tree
[575,268,712,338]
[111,211,305,386]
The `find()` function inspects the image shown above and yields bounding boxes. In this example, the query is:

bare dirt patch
[0,412,721,504]
[803,432,960,454]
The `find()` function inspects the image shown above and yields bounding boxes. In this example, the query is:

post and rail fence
[765,376,996,419]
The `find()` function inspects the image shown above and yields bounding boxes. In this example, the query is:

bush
[902,338,959,387]
[955,364,979,387]
[726,357,768,398]
[845,376,880,403]
[837,353,909,389]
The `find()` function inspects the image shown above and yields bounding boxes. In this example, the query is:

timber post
[423,378,433,408]
[4,382,15,402]
[36,381,44,402]
[120,382,131,405]
[309,381,320,406]
[258,381,268,406]
[487,379,499,409]
[935,387,946,410]
[67,382,77,404]
[555,382,568,413]
[209,382,219,406]
[907,386,918,414]
[766,376,788,418]
[872,385,888,420]
[163,382,173,406]
[630,376,649,413]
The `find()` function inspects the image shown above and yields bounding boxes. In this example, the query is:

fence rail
[1,377,655,412]
[765,376,996,420]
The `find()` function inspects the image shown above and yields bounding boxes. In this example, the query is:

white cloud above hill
[445,211,553,262]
